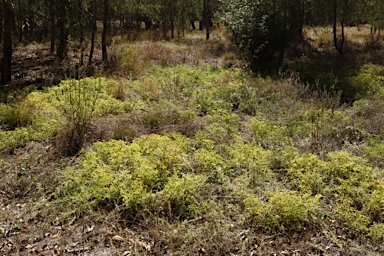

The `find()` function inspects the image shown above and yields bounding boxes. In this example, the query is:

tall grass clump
[0,100,36,130]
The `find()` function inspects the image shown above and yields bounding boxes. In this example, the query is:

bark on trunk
[49,0,56,53]
[89,0,97,64]
[57,17,68,59]
[102,0,109,62]
[1,0,13,85]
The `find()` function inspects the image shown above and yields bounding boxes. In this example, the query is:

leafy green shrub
[220,0,297,71]
[334,199,371,234]
[244,191,321,233]
[325,151,374,186]
[227,142,273,186]
[194,111,242,147]
[288,108,356,152]
[159,174,206,219]
[195,89,233,115]
[364,185,384,222]
[287,154,326,195]
[55,79,101,156]
[248,118,291,149]
[61,134,199,219]
[337,64,384,101]
[0,90,62,151]
[369,223,384,242]
[364,139,384,168]
[0,100,36,130]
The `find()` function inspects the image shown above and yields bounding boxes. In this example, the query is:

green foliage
[287,154,326,195]
[364,185,384,222]
[369,223,384,242]
[55,79,101,156]
[61,134,202,219]
[0,101,36,130]
[160,174,206,219]
[338,64,384,101]
[245,191,321,233]
[220,0,296,71]
[194,110,242,146]
[227,142,274,186]
[248,117,291,149]
[364,139,384,167]
[335,199,371,234]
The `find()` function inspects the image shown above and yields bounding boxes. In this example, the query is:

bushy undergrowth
[2,63,384,253]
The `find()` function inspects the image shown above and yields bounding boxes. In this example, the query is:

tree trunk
[49,0,56,53]
[1,0,13,85]
[102,0,109,62]
[57,17,68,59]
[17,0,23,43]
[203,0,210,40]
[332,0,343,54]
[89,0,97,64]
[171,19,174,38]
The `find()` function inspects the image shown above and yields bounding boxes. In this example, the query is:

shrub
[55,79,101,156]
[61,134,197,219]
[364,185,384,222]
[227,142,273,186]
[159,174,206,219]
[337,64,384,102]
[248,118,291,149]
[369,223,384,242]
[334,199,371,234]
[194,111,242,147]
[220,0,298,72]
[287,154,326,195]
[244,191,321,233]
[0,100,36,130]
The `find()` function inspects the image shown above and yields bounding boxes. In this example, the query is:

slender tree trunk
[102,0,109,62]
[0,4,3,43]
[57,17,68,59]
[49,0,56,53]
[1,0,13,85]
[332,0,343,54]
[190,20,196,30]
[333,0,348,55]
[89,0,97,64]
[171,19,174,38]
[17,0,23,43]
[203,0,210,40]
[298,0,305,38]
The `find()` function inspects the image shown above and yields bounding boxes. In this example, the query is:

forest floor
[1,26,384,255]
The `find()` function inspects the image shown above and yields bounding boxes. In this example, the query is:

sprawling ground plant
[2,63,384,255]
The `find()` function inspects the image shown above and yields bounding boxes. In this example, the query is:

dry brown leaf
[24,244,33,249]
[86,225,94,233]
[112,235,125,242]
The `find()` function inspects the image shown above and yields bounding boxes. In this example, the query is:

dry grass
[107,28,237,78]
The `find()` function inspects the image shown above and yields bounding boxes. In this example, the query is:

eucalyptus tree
[156,0,203,38]
[102,0,109,62]
[1,0,13,85]
[331,0,360,54]
[363,0,384,38]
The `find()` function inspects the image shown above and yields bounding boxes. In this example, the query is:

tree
[1,0,13,85]
[89,0,97,64]
[102,0,109,62]
[220,0,298,72]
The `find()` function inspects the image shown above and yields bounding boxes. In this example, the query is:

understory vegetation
[1,27,384,255]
